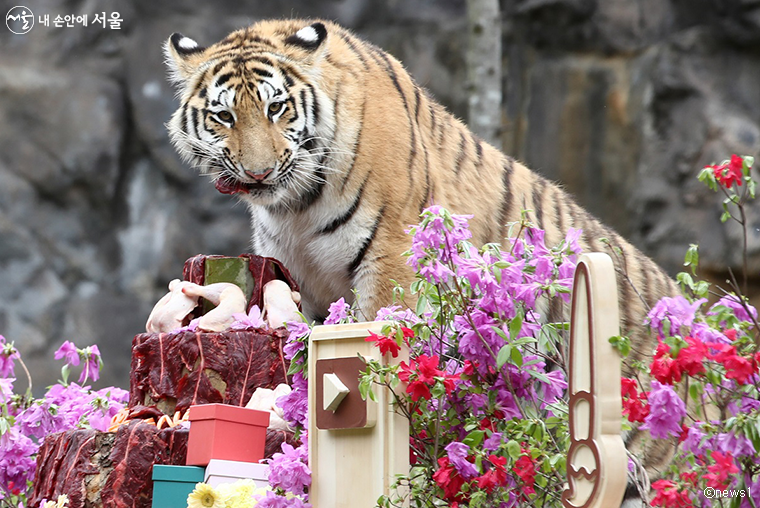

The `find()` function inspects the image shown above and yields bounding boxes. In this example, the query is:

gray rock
[1,0,758,397]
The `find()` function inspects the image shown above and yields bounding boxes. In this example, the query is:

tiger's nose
[244,168,273,181]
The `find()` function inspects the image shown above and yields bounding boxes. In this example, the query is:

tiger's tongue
[215,178,248,195]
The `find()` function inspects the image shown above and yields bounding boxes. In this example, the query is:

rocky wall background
[1,0,758,393]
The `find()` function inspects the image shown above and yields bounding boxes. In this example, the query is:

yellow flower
[187,483,226,508]
[42,495,69,508]
[217,480,264,508]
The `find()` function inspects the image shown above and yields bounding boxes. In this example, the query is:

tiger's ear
[164,32,207,86]
[285,22,328,52]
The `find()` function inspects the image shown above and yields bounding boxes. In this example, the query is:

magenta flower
[254,489,311,508]
[0,335,20,378]
[266,442,311,494]
[0,378,13,403]
[709,295,758,325]
[645,296,705,337]
[641,380,686,439]
[54,341,80,367]
[323,298,350,325]
[0,427,37,490]
[78,345,101,383]
[230,304,267,330]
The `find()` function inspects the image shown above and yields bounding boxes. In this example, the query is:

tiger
[164,18,679,502]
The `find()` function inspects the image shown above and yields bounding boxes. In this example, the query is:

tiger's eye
[268,102,284,116]
[217,110,233,123]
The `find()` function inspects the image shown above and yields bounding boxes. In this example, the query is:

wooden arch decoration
[562,253,627,508]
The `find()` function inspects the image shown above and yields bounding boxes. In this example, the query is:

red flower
[400,327,415,340]
[680,471,697,486]
[621,377,650,423]
[477,454,509,493]
[398,360,413,383]
[406,379,432,401]
[651,479,693,508]
[365,331,401,358]
[711,154,744,188]
[512,453,536,495]
[416,354,443,383]
[675,336,707,376]
[725,328,738,342]
[678,424,689,443]
[462,360,475,377]
[433,456,466,501]
[705,451,738,489]
[710,344,757,385]
[650,341,683,385]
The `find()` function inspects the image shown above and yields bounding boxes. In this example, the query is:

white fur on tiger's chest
[249,198,373,320]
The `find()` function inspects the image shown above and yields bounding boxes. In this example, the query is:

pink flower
[230,304,266,330]
[54,341,80,367]
[0,335,20,378]
[78,345,101,383]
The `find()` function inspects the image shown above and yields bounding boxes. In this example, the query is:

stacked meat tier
[30,255,299,508]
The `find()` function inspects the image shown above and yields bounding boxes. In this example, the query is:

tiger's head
[164,20,336,208]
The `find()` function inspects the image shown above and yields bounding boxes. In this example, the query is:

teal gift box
[152,465,205,508]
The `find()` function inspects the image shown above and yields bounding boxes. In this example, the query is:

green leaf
[608,335,631,357]
[496,345,511,369]
[510,346,523,368]
[721,210,731,223]
[509,314,523,341]
[506,439,521,460]
[463,430,484,448]
[415,293,428,316]
[689,380,703,403]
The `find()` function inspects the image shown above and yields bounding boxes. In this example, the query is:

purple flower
[0,378,13,403]
[375,305,421,324]
[323,298,350,325]
[174,317,200,333]
[564,228,583,255]
[254,490,311,508]
[78,345,101,383]
[645,296,706,336]
[266,442,311,494]
[444,442,478,479]
[0,336,20,378]
[709,295,758,325]
[277,372,308,427]
[0,427,37,490]
[54,341,79,367]
[740,474,760,508]
[681,424,708,456]
[542,370,567,409]
[16,401,58,440]
[641,380,686,439]
[483,432,503,452]
[713,431,756,458]
[230,304,266,330]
